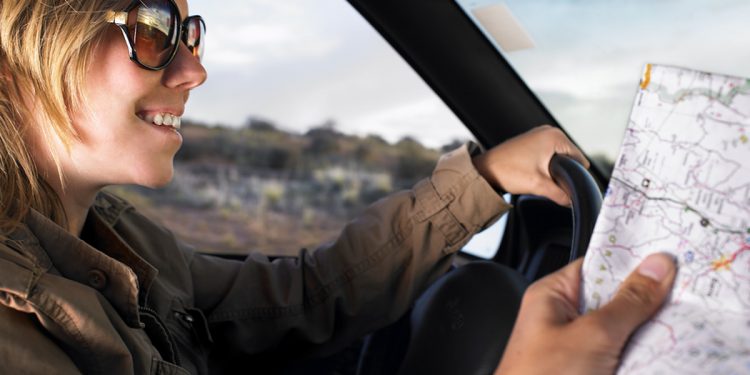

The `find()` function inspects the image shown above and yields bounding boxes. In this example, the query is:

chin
[146,177,174,189]
[136,167,175,189]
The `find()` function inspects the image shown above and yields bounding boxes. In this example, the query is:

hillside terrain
[111,118,461,256]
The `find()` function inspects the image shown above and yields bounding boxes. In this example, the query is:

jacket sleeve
[187,143,512,358]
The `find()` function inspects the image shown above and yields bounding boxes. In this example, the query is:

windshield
[456,0,750,171]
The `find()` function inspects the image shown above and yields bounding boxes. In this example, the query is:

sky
[489,0,750,159]
[187,0,472,148]
[188,0,750,159]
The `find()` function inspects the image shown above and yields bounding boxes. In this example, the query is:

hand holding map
[498,254,675,375]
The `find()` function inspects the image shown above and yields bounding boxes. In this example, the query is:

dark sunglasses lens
[129,0,179,68]
[183,17,205,61]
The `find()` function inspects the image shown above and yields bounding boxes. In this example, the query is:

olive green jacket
[0,144,510,374]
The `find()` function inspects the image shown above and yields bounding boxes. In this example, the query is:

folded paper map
[581,64,750,374]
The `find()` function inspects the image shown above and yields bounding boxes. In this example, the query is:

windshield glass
[456,0,750,172]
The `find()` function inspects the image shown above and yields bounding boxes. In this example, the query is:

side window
[462,194,511,259]
[110,0,504,258]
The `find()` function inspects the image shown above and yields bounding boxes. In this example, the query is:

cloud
[205,20,340,68]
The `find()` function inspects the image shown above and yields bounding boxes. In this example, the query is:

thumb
[589,253,676,345]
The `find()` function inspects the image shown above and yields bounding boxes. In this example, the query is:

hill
[109,118,467,255]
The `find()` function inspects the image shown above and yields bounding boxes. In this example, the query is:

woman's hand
[495,253,677,375]
[473,125,589,206]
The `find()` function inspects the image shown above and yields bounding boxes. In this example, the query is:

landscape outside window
[110,0,476,256]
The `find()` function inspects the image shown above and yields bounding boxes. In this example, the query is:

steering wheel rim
[548,154,603,262]
[357,154,603,375]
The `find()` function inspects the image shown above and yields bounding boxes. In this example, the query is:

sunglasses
[106,0,206,71]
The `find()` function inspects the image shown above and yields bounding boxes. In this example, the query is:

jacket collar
[83,192,158,304]
[2,193,158,328]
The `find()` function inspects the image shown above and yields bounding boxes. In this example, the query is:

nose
[162,43,207,90]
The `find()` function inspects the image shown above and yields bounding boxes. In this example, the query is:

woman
[0,0,675,374]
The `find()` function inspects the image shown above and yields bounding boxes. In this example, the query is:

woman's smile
[137,109,185,142]
[138,111,183,129]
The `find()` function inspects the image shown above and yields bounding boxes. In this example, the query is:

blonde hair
[0,0,129,236]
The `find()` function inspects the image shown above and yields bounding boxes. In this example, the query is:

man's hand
[473,125,589,206]
[495,253,677,375]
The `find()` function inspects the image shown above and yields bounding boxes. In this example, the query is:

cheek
[87,28,158,97]
[74,31,157,141]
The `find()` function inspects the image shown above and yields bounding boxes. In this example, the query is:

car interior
[182,0,750,373]
[9,0,747,373]
[255,0,610,373]
[194,0,614,373]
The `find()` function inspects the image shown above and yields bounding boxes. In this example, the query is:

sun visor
[458,1,535,53]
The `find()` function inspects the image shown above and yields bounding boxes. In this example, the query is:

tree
[245,116,279,132]
[305,119,342,157]
[394,136,437,184]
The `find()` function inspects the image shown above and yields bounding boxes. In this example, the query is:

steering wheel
[548,154,603,263]
[357,154,603,375]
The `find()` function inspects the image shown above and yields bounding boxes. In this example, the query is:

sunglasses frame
[106,0,205,71]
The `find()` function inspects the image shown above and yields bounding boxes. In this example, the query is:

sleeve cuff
[412,142,512,251]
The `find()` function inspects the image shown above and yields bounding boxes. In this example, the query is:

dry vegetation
[110,118,464,256]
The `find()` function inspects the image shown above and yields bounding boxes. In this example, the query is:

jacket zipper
[139,305,181,366]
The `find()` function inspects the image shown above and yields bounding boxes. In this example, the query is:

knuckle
[553,129,568,142]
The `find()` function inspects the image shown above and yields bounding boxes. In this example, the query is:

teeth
[142,112,181,130]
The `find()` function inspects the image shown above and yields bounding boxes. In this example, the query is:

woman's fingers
[474,125,590,206]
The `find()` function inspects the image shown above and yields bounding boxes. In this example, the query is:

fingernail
[638,253,674,281]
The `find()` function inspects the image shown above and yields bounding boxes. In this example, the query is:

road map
[581,64,750,374]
